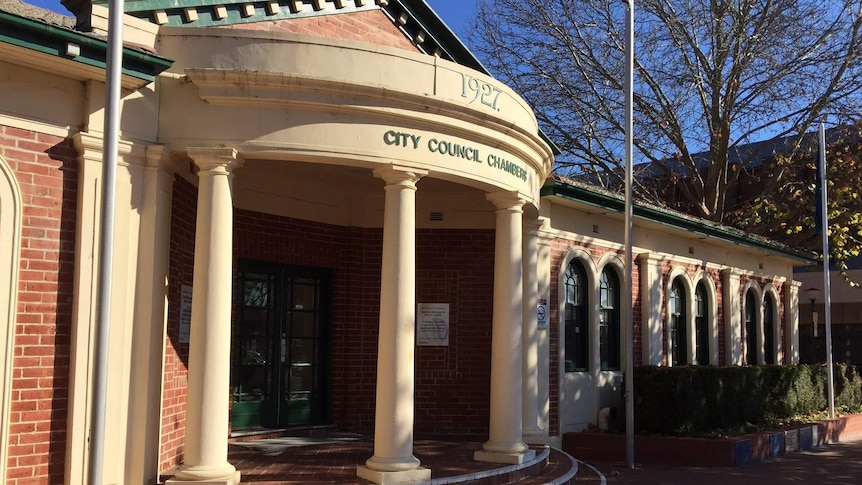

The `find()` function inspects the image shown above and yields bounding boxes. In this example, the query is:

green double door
[231,261,331,430]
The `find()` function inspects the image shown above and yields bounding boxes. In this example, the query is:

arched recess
[694,272,719,365]
[665,267,695,366]
[0,154,23,484]
[593,253,625,428]
[557,247,599,434]
[742,280,764,365]
[597,253,626,372]
[762,283,782,364]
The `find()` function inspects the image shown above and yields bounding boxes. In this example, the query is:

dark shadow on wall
[46,138,79,482]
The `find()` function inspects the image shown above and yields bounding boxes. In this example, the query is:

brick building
[0,0,810,484]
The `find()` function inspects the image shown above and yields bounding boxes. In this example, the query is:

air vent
[689,246,695,255]
[592,224,599,234]
[429,212,444,222]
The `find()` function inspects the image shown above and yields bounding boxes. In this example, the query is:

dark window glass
[669,278,688,366]
[599,268,620,371]
[695,282,709,365]
[745,290,757,365]
[764,294,776,365]
[564,260,589,372]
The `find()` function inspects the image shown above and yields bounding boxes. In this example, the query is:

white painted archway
[0,154,22,484]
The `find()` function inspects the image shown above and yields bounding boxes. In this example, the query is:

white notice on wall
[179,285,193,344]
[417,303,449,346]
[537,299,548,330]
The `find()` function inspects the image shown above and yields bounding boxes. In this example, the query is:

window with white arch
[764,292,777,364]
[669,278,688,366]
[744,289,758,365]
[564,259,589,372]
[694,281,709,365]
[599,267,620,371]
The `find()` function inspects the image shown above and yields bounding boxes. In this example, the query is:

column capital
[145,145,181,173]
[186,147,243,174]
[72,131,147,167]
[373,165,427,186]
[721,267,744,280]
[637,251,662,264]
[486,191,526,211]
[523,215,546,234]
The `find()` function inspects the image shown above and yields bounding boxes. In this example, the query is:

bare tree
[468,0,862,221]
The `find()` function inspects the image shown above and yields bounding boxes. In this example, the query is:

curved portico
[156,29,553,484]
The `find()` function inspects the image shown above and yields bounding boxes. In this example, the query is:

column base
[523,426,547,445]
[474,448,536,465]
[166,471,240,485]
[168,463,240,485]
[356,465,431,484]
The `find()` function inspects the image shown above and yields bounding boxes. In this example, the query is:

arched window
[669,278,687,366]
[764,294,776,365]
[694,282,709,365]
[564,260,588,372]
[599,267,620,371]
[745,290,757,365]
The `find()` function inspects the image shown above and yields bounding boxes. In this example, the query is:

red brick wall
[232,213,496,437]
[0,125,77,485]
[414,229,495,439]
[160,175,196,471]
[159,204,497,469]
[219,10,419,52]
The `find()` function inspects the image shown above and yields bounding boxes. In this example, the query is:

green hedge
[632,364,862,436]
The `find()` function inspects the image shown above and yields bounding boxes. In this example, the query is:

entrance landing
[161,438,578,484]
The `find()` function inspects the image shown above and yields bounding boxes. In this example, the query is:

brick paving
[162,438,569,485]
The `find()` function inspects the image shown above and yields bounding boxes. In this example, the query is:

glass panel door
[282,276,323,425]
[232,271,278,428]
[232,262,331,430]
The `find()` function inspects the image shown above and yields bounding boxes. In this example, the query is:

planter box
[562,413,862,467]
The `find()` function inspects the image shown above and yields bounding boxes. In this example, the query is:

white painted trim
[597,254,626,372]
[557,247,598,436]
[694,273,720,366]
[665,267,695,366]
[0,154,23,485]
[762,283,782,364]
[742,280,764,365]
[0,114,76,139]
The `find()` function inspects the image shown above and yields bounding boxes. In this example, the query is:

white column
[637,253,663,365]
[785,281,801,364]
[357,166,431,485]
[170,148,241,485]
[521,217,544,445]
[475,191,536,465]
[722,269,743,366]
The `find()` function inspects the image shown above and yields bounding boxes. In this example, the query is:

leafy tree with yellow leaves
[728,124,862,287]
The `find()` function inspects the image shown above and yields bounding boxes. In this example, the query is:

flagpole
[818,121,835,419]
[89,0,124,482]
[623,0,635,470]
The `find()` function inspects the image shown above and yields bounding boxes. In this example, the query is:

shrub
[632,364,860,436]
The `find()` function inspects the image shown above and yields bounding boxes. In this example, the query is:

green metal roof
[0,8,173,84]
[541,177,817,264]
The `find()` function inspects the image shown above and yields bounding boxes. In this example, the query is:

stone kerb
[563,413,862,467]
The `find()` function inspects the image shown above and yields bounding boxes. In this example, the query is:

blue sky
[425,0,477,38]
[25,0,478,38]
